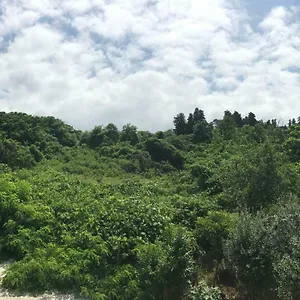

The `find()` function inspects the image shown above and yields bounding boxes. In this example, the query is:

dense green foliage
[1,109,300,300]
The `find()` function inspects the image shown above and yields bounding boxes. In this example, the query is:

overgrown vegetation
[1,109,300,300]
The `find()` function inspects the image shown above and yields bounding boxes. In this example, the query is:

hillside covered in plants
[1,109,300,300]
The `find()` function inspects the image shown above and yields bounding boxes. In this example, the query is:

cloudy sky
[0,0,299,131]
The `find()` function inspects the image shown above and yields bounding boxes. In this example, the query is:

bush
[224,197,300,299]
[187,281,221,300]
[145,138,185,170]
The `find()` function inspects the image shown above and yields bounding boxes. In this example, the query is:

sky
[0,0,299,131]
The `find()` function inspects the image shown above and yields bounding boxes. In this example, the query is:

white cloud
[0,0,299,131]
[259,6,289,31]
[0,5,40,35]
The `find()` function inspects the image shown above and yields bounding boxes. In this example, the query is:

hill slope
[1,109,300,300]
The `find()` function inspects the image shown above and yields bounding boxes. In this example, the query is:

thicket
[1,109,300,300]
